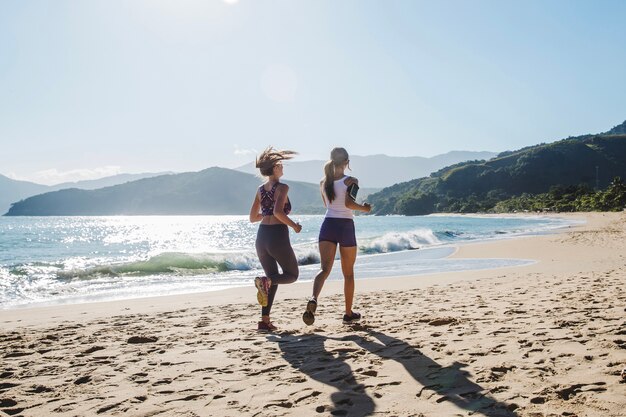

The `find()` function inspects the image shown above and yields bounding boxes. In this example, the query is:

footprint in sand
[74,375,91,385]
[26,385,54,393]
[0,382,20,392]
[555,382,607,400]
[129,372,149,384]
[127,336,158,344]
[0,399,18,408]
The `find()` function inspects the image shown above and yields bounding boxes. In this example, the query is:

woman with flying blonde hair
[249,146,302,332]
[303,147,371,326]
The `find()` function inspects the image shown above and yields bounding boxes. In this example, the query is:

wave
[56,252,261,280]
[54,247,326,281]
[438,230,462,238]
[33,230,449,281]
[294,248,321,266]
[359,229,441,254]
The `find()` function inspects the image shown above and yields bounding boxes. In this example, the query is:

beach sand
[1,212,624,416]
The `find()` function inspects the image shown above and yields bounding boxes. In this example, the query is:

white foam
[360,229,441,253]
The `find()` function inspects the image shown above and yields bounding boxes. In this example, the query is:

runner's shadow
[339,324,518,417]
[267,332,376,416]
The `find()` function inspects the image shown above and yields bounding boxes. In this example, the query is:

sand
[1,212,625,417]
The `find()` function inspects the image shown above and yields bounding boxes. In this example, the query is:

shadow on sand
[268,324,517,417]
[267,331,375,416]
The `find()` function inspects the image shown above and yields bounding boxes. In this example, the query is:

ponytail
[323,160,335,202]
[322,147,350,203]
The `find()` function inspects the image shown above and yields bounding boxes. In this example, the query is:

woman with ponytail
[249,146,302,331]
[303,147,371,325]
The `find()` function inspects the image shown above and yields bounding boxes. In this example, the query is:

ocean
[0,215,579,309]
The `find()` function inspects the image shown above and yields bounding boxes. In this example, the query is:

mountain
[604,119,626,135]
[235,151,498,188]
[0,172,171,215]
[4,167,327,216]
[367,122,626,215]
[50,172,174,191]
[0,175,50,217]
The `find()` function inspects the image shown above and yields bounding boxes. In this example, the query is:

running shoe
[342,311,361,323]
[302,298,317,325]
[257,321,277,332]
[254,276,270,307]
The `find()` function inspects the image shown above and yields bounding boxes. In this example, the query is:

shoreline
[1,212,624,417]
[0,214,586,324]
[0,213,578,316]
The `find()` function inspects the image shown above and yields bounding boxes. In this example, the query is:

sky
[1,0,625,185]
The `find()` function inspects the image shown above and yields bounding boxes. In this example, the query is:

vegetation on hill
[367,121,626,215]
[493,178,626,213]
[7,121,626,216]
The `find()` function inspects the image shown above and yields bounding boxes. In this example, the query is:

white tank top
[322,176,353,219]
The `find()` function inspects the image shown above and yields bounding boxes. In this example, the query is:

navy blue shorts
[318,218,357,247]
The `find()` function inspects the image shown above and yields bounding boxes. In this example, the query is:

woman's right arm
[249,192,262,223]
[346,197,371,213]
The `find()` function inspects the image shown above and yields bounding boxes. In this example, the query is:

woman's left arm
[273,184,302,232]
[344,177,371,213]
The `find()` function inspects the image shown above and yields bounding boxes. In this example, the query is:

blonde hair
[255,146,297,177]
[323,147,349,202]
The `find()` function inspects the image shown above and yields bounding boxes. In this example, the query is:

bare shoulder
[344,176,359,186]
[276,182,289,192]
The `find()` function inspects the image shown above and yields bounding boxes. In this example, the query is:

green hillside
[5,167,324,216]
[367,122,626,215]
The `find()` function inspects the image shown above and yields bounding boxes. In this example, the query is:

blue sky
[1,0,625,185]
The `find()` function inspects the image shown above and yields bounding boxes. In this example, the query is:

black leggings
[256,224,299,316]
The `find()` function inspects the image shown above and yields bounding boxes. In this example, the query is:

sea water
[0,215,580,308]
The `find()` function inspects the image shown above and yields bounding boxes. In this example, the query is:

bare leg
[312,241,338,300]
[339,245,357,315]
